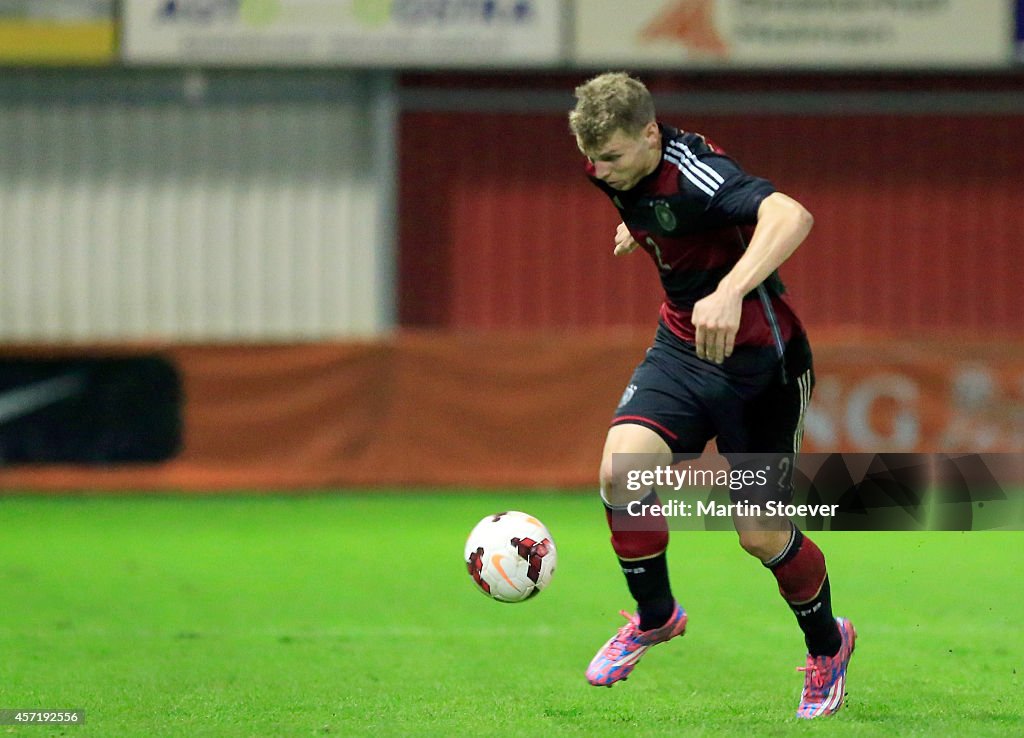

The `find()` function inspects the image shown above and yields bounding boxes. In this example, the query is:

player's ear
[642,120,659,145]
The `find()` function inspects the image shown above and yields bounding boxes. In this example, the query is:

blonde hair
[568,72,656,154]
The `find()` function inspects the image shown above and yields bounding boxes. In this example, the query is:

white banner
[576,0,1013,69]
[122,0,562,67]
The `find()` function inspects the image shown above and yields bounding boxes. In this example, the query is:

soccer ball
[464,511,557,603]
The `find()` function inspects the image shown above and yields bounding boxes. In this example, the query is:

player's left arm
[692,192,813,364]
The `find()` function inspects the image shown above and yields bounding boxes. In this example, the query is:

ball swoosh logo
[490,553,520,591]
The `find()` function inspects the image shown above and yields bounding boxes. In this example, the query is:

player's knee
[737,529,782,562]
[598,424,672,505]
[599,455,644,506]
[598,455,623,504]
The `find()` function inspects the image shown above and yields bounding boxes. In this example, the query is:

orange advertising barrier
[0,330,1022,491]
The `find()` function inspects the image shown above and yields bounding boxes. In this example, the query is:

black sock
[765,527,842,657]
[793,575,841,657]
[618,551,674,631]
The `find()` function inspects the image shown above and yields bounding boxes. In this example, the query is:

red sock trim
[771,534,827,604]
[605,493,669,560]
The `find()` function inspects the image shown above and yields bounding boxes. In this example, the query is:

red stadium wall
[399,110,1024,333]
[2,333,1022,492]
[6,79,1024,492]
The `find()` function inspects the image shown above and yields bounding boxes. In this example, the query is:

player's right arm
[693,192,813,363]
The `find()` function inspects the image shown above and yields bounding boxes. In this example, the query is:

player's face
[584,123,661,191]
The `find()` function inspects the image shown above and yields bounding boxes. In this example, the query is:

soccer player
[568,72,855,719]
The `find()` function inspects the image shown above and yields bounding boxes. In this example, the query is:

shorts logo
[654,201,677,231]
[617,384,638,409]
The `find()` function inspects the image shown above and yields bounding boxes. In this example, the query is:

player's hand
[613,222,640,256]
[691,287,743,364]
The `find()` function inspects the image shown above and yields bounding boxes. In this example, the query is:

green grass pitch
[1,492,1021,737]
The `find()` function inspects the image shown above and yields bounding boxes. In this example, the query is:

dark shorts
[612,322,814,455]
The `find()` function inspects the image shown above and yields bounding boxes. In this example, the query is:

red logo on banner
[640,0,728,56]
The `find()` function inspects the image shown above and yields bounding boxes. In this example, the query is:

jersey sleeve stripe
[679,143,726,184]
[665,149,718,197]
[666,142,725,190]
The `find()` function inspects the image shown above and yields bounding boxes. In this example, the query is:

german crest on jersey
[654,200,677,231]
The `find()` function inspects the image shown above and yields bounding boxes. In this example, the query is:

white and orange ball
[464,511,557,603]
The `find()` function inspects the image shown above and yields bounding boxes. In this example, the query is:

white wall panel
[0,72,393,341]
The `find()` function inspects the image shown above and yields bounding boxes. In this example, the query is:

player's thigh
[744,336,815,454]
[729,337,815,560]
[599,423,672,506]
[611,343,715,455]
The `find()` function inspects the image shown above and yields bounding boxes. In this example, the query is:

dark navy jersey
[586,124,805,356]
